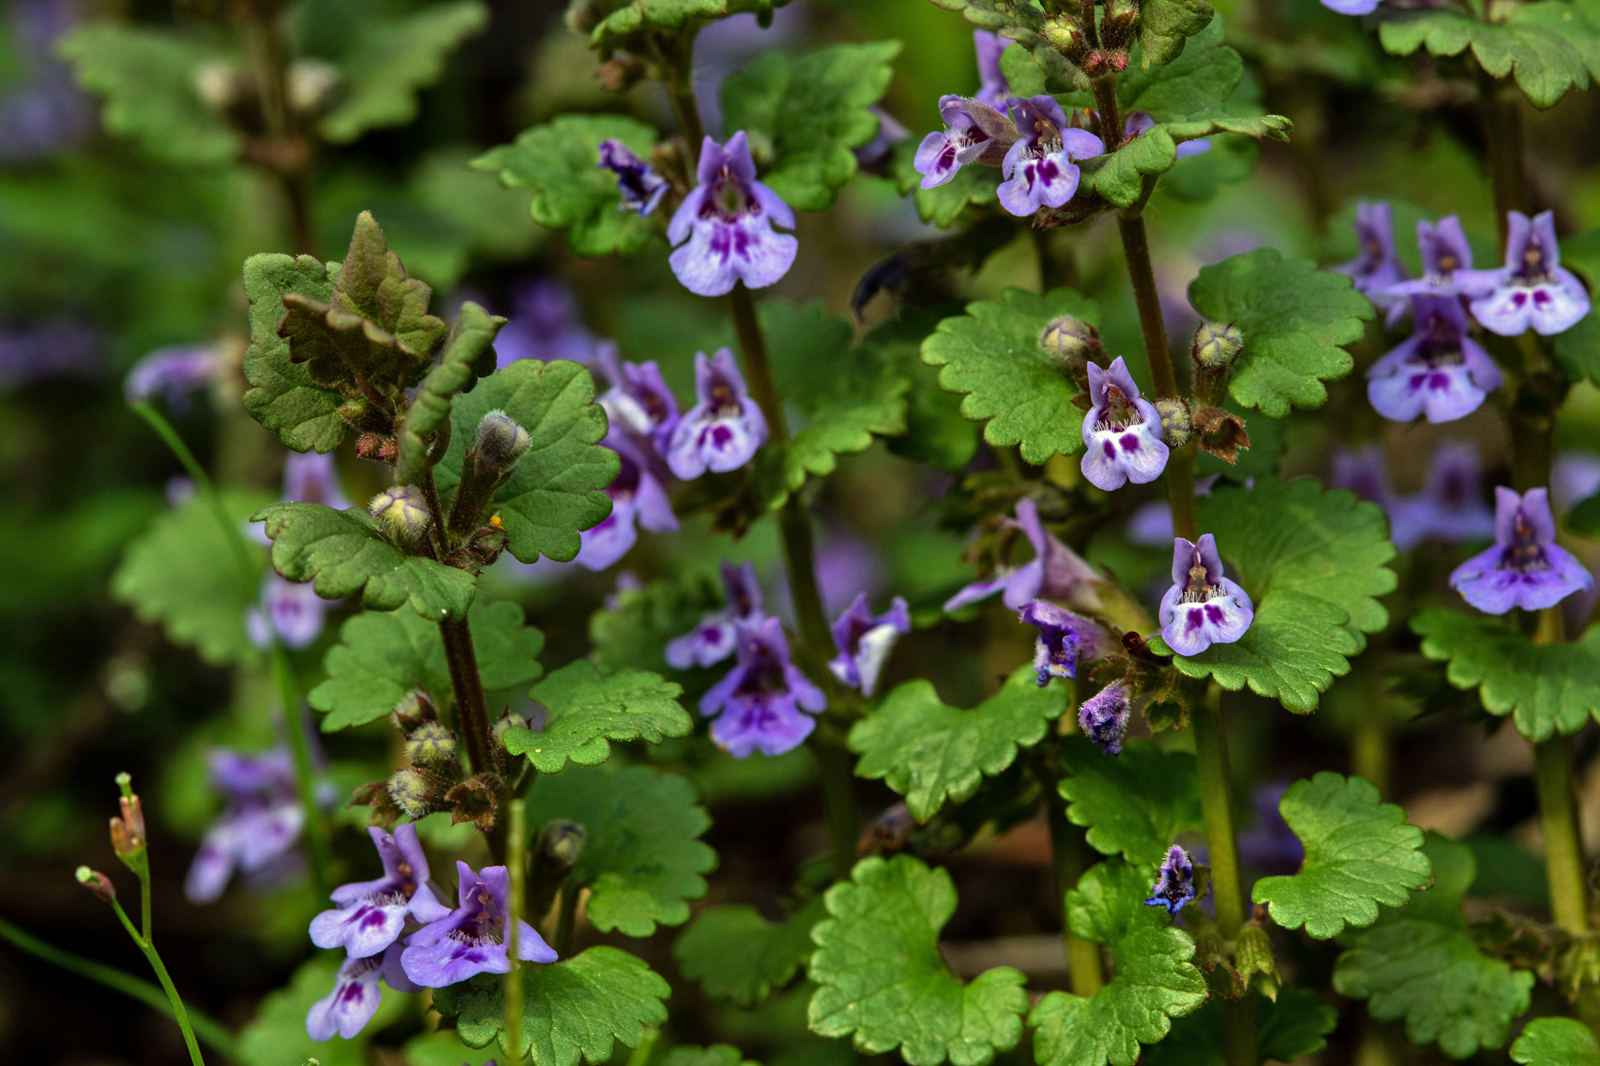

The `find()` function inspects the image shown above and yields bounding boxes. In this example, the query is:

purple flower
[598,138,668,217]
[1078,680,1131,755]
[283,450,353,510]
[1159,534,1254,656]
[913,95,994,190]
[973,30,1011,108]
[494,280,595,368]
[1124,111,1210,158]
[1080,356,1170,490]
[1144,845,1197,914]
[944,498,1103,614]
[664,348,769,479]
[828,593,911,697]
[1329,443,1397,512]
[306,943,419,1040]
[123,344,220,411]
[667,560,766,669]
[594,343,680,452]
[185,747,305,904]
[1554,451,1600,514]
[310,823,451,959]
[401,861,557,988]
[1449,487,1594,613]
[1020,600,1106,687]
[700,616,826,758]
[998,96,1103,217]
[1367,296,1502,424]
[1333,201,1408,327]
[1462,210,1591,336]
[0,317,101,391]
[854,106,911,174]
[1237,783,1303,875]
[246,574,333,650]
[0,0,92,164]
[668,132,797,297]
[574,431,678,571]
[1384,215,1477,299]
[1388,441,1496,551]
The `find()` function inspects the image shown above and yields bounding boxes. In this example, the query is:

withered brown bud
[595,56,647,93]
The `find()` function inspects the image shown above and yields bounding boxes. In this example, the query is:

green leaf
[1512,1018,1600,1066]
[850,666,1068,821]
[317,1,488,143]
[1377,2,1600,109]
[433,359,618,564]
[1554,313,1600,388]
[1137,0,1216,67]
[1031,860,1208,1066]
[754,361,908,508]
[237,954,407,1066]
[395,301,506,484]
[1252,772,1432,939]
[674,897,827,1008]
[1572,489,1600,537]
[56,25,239,166]
[1187,248,1372,418]
[308,599,543,731]
[658,1047,762,1066]
[866,309,979,471]
[924,0,1047,46]
[722,42,900,212]
[1058,737,1203,866]
[402,1031,501,1066]
[254,502,477,621]
[920,288,1098,464]
[504,660,691,773]
[434,946,670,1064]
[522,763,715,936]
[586,0,794,57]
[1334,834,1534,1059]
[111,491,268,667]
[241,253,346,453]
[1078,114,1287,209]
[1141,989,1337,1066]
[1413,610,1600,742]
[472,114,658,257]
[808,854,1029,1066]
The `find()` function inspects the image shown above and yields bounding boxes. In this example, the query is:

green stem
[0,917,237,1058]
[1040,761,1104,996]
[1535,735,1589,933]
[506,798,526,1062]
[812,739,861,882]
[109,898,206,1066]
[555,881,580,959]
[625,1028,661,1066]
[270,642,334,902]
[1478,70,1527,250]
[129,402,258,581]
[439,616,493,782]
[1351,652,1390,797]
[662,24,707,167]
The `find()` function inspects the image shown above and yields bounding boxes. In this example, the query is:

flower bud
[1042,16,1088,61]
[1235,925,1281,999]
[1153,397,1192,448]
[540,819,587,875]
[405,722,458,766]
[390,689,435,731]
[474,410,532,471]
[369,485,431,542]
[1039,316,1097,372]
[287,59,340,113]
[1101,0,1140,51]
[76,866,116,903]
[1193,321,1244,369]
[192,61,242,111]
[387,768,434,819]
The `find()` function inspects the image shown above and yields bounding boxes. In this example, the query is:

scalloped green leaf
[722,42,901,212]
[254,502,477,621]
[1142,989,1337,1066]
[308,599,543,731]
[523,764,714,936]
[1188,248,1373,418]
[395,302,505,484]
[1137,0,1216,67]
[504,660,690,773]
[658,1047,761,1066]
[433,359,619,565]
[920,288,1099,464]
[850,666,1068,821]
[924,0,1047,45]
[1031,860,1207,1066]
[434,946,670,1064]
[808,854,1029,1066]
[1512,1018,1600,1066]
[754,366,908,508]
[586,0,793,56]
[1058,737,1203,866]
[673,897,827,1008]
[1252,773,1432,939]
[1335,834,1534,1059]
[472,114,658,257]
[1414,610,1600,743]
[241,253,346,453]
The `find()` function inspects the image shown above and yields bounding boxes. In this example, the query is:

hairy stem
[1092,76,1122,152]
[1040,757,1104,996]
[506,798,526,1061]
[109,899,206,1066]
[439,616,493,780]
[663,24,707,167]
[271,642,335,901]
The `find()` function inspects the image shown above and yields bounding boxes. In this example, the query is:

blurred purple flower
[185,747,305,904]
[1237,783,1303,875]
[998,95,1103,217]
[1019,600,1105,686]
[401,861,556,988]
[1159,534,1253,656]
[668,132,797,297]
[1081,356,1169,490]
[1388,441,1495,551]
[700,616,826,758]
[124,344,220,411]
[494,280,595,368]
[854,106,911,175]
[0,318,101,390]
[1385,216,1478,299]
[0,0,93,164]
[306,943,418,1040]
[310,823,450,959]
[1078,680,1130,755]
[1450,487,1593,613]
[665,347,768,478]
[1329,443,1397,511]
[594,343,680,454]
[574,430,678,571]
[598,138,668,217]
[829,593,910,697]
[1333,201,1408,327]
[667,560,766,669]
[691,3,807,136]
[283,450,353,510]
[973,30,1011,108]
[246,574,332,651]
[1462,210,1591,336]
[1367,296,1501,424]
[945,498,1102,614]
[1553,452,1600,514]
[1126,475,1222,547]
[1145,844,1197,914]
[1125,111,1211,158]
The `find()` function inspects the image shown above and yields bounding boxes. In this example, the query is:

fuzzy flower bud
[76,866,117,902]
[1193,321,1244,369]
[404,722,458,766]
[1042,15,1088,60]
[1101,0,1140,50]
[474,409,532,470]
[540,819,587,875]
[387,768,433,819]
[1153,397,1192,448]
[1039,316,1097,372]
[1078,680,1130,756]
[369,485,431,542]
